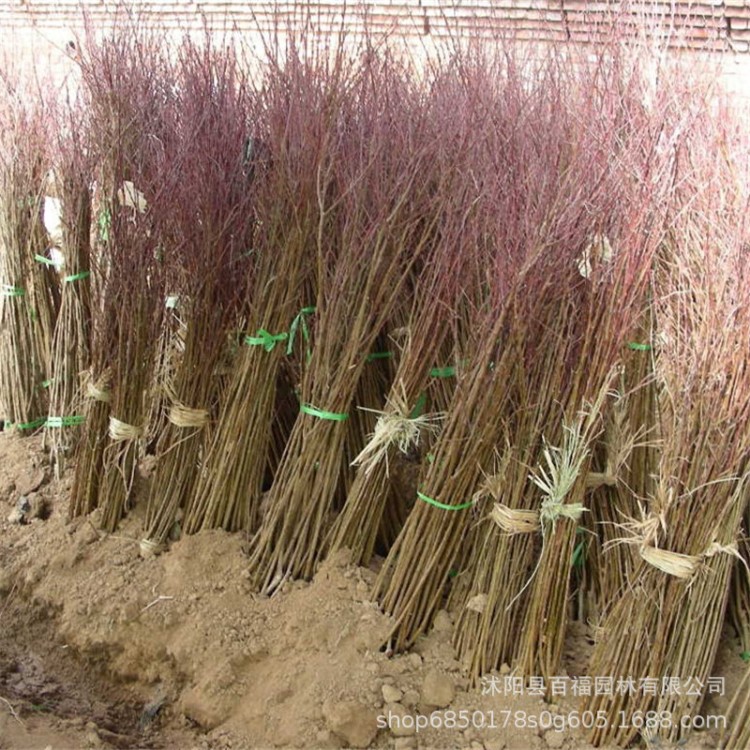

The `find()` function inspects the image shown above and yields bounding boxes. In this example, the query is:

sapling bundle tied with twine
[248,50,442,592]
[142,38,257,554]
[583,100,750,745]
[68,198,116,519]
[184,39,350,536]
[581,337,658,624]
[73,30,172,532]
[337,346,395,514]
[326,101,490,567]
[444,44,685,684]
[371,44,614,653]
[0,75,55,430]
[145,292,185,455]
[44,106,93,476]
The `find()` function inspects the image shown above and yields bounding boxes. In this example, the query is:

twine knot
[108,417,143,442]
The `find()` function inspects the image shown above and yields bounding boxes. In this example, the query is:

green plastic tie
[628,342,651,351]
[6,417,46,431]
[34,254,56,266]
[287,306,316,358]
[300,403,348,422]
[417,490,473,511]
[1,284,25,297]
[448,568,459,578]
[245,329,288,352]
[741,651,750,663]
[40,378,54,389]
[366,351,393,362]
[64,271,90,283]
[572,539,586,568]
[45,415,85,428]
[409,392,428,420]
[430,365,457,378]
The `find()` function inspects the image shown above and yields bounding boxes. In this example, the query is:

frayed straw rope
[168,402,209,429]
[490,503,541,534]
[639,540,742,580]
[540,498,587,529]
[353,384,442,476]
[86,379,111,403]
[108,417,144,442]
[489,500,586,535]
[585,472,618,489]
[139,538,166,558]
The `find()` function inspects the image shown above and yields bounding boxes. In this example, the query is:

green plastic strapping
[64,271,91,283]
[430,365,457,378]
[6,417,46,431]
[628,342,651,351]
[245,329,288,352]
[572,539,586,568]
[48,415,85,428]
[366,351,393,362]
[46,415,85,428]
[287,306,316,358]
[741,651,750,664]
[409,392,427,420]
[34,254,55,267]
[417,490,473,511]
[1,284,24,297]
[300,403,348,422]
[40,379,54,389]
[448,568,459,578]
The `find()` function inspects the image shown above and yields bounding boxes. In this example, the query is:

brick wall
[1,1,750,98]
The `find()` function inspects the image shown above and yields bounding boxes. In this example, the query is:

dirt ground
[0,430,745,750]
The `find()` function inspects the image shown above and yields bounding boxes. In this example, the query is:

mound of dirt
[0,431,743,749]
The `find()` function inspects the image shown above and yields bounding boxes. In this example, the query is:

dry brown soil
[0,431,744,749]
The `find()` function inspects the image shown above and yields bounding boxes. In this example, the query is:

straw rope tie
[86,379,111,403]
[540,498,587,530]
[639,540,741,580]
[139,538,166,558]
[353,388,441,473]
[585,471,618,489]
[168,403,209,429]
[489,500,585,535]
[490,503,541,534]
[108,417,144,442]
